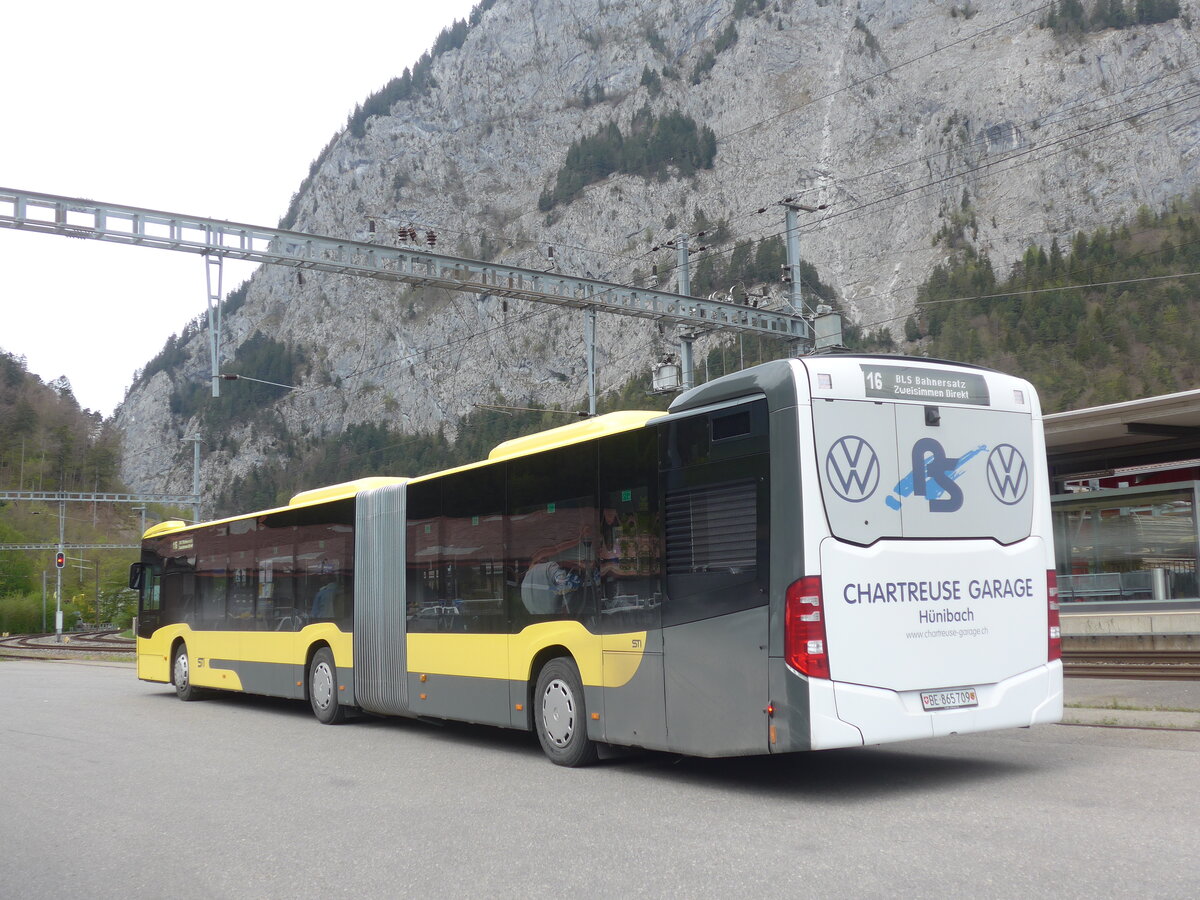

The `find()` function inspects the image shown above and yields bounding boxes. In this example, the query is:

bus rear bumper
[815,661,1063,749]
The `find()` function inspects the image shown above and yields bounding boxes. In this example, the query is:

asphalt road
[2,659,1198,898]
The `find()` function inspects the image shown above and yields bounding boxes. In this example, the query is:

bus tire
[534,657,598,767]
[172,643,199,702]
[308,647,346,724]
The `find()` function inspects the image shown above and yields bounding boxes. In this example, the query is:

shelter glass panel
[1053,484,1199,602]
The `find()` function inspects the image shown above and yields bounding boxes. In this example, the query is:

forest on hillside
[0,351,154,632]
[911,192,1200,412]
[0,352,120,495]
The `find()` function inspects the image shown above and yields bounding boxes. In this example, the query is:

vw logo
[826,436,880,502]
[987,444,1028,505]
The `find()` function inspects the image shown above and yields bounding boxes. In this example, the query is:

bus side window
[196,525,229,631]
[596,428,663,634]
[255,542,294,632]
[406,480,443,633]
[507,442,600,628]
[196,553,229,631]
[227,549,257,630]
[161,555,197,627]
[140,572,161,612]
[441,465,507,634]
[262,501,355,632]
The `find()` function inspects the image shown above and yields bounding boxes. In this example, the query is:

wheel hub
[542,678,576,747]
[312,661,334,710]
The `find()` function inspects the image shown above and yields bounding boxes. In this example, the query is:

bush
[0,593,46,634]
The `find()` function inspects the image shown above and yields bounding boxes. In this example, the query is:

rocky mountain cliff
[116,0,1200,506]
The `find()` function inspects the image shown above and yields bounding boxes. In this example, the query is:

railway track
[1063,649,1200,680]
[0,628,135,657]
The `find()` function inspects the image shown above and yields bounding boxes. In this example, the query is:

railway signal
[55,551,65,569]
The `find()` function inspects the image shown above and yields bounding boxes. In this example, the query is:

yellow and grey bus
[132,357,1063,765]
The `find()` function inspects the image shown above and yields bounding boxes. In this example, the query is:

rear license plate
[921,688,978,711]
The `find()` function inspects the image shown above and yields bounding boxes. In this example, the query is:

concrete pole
[193,436,201,523]
[181,435,203,524]
[55,498,64,642]
[676,234,695,391]
[206,253,224,398]
[676,233,690,297]
[782,200,825,346]
[680,337,695,392]
[584,308,597,417]
[785,205,803,316]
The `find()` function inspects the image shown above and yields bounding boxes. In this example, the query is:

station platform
[1061,604,1200,651]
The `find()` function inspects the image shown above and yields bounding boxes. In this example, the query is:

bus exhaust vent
[665,480,757,575]
[353,482,409,716]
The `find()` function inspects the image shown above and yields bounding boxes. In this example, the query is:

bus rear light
[1047,570,1062,662]
[785,576,830,679]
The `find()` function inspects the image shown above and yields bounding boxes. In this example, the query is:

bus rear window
[812,399,1035,545]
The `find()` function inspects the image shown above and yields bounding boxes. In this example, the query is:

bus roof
[486,410,660,461]
[140,476,407,540]
[140,414,660,539]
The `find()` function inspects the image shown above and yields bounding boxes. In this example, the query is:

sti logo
[825,436,880,502]
[987,444,1028,504]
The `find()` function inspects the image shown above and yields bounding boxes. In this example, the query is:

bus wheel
[534,657,598,767]
[308,647,346,724]
[172,643,198,701]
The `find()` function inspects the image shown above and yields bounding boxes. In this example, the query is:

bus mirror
[129,563,145,591]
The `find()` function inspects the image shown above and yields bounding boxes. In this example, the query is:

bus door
[660,403,771,756]
[134,559,163,680]
[597,429,667,750]
[135,562,161,639]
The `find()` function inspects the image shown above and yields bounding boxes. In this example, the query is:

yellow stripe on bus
[142,622,647,690]
[407,622,648,688]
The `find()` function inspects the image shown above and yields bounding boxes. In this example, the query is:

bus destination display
[861,364,990,406]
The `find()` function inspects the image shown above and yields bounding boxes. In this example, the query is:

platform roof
[1043,388,1200,479]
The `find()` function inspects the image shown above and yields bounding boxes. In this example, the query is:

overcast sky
[1,0,480,416]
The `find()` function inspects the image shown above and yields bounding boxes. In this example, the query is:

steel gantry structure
[0,187,814,409]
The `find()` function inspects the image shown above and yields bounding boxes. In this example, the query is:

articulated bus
[131,356,1063,765]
